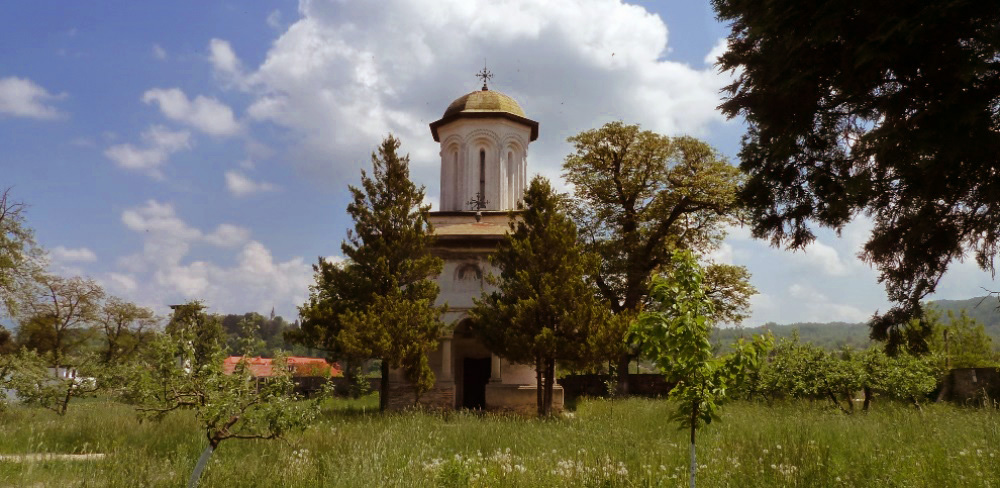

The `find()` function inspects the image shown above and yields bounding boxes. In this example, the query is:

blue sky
[1,0,995,323]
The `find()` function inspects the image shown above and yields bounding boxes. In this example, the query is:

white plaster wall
[435,118,531,211]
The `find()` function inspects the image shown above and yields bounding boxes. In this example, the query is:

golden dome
[430,88,539,142]
[442,89,527,118]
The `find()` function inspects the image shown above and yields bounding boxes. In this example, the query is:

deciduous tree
[97,296,158,364]
[632,250,770,488]
[563,122,752,392]
[713,0,1000,340]
[16,274,104,367]
[0,187,42,318]
[470,177,617,416]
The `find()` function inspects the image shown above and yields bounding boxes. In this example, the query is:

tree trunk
[188,444,215,488]
[689,404,697,488]
[826,389,850,414]
[615,354,631,396]
[379,360,389,411]
[535,356,543,417]
[542,358,555,417]
[862,386,872,411]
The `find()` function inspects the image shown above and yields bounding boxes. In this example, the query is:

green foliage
[470,176,616,416]
[165,302,226,369]
[562,122,752,390]
[714,0,1000,335]
[631,250,771,486]
[0,188,42,319]
[97,296,158,364]
[298,135,444,407]
[15,274,105,367]
[128,312,318,486]
[6,349,102,416]
[927,310,996,368]
[742,336,944,412]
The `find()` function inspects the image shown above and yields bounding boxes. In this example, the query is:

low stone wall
[384,381,455,411]
[559,374,675,399]
[486,383,563,414]
[938,368,1000,404]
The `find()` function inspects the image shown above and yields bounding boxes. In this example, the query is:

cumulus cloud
[225,170,278,197]
[51,246,97,263]
[209,38,242,77]
[789,240,852,276]
[104,125,192,179]
[214,0,734,193]
[142,88,240,136]
[114,200,311,317]
[0,76,67,120]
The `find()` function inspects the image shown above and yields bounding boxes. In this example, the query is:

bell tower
[429,72,538,211]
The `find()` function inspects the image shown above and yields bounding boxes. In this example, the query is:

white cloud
[786,283,870,323]
[790,240,851,276]
[142,88,240,136]
[104,125,191,178]
[0,76,67,120]
[216,0,735,191]
[704,38,728,66]
[209,38,242,77]
[114,200,311,318]
[152,44,167,60]
[51,246,97,263]
[225,170,278,197]
[205,223,252,247]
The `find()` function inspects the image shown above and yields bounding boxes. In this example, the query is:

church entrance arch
[452,319,492,410]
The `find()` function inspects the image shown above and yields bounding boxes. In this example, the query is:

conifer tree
[471,176,615,416]
[302,135,444,409]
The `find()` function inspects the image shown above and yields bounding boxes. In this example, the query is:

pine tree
[302,135,445,409]
[471,176,615,416]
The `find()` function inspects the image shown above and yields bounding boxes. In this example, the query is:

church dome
[430,88,539,142]
[442,89,527,119]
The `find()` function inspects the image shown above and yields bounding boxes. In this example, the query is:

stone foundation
[385,381,455,411]
[485,383,563,415]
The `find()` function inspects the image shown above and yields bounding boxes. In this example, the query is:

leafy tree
[165,302,226,369]
[301,135,444,409]
[129,315,318,488]
[7,349,102,416]
[97,296,158,364]
[470,176,617,416]
[292,258,372,397]
[928,310,996,368]
[16,274,104,367]
[632,250,771,488]
[563,122,752,392]
[0,188,43,318]
[713,1,1000,340]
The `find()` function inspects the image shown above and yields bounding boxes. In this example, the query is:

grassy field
[1,396,999,487]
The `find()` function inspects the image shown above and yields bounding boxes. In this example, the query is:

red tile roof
[222,356,341,378]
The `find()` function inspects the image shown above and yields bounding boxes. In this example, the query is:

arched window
[479,149,486,199]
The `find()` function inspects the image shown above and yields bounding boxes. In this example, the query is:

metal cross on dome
[476,64,493,90]
[467,191,489,211]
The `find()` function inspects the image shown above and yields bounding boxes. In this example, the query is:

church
[383,74,564,412]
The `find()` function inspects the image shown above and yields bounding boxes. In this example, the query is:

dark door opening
[462,357,491,409]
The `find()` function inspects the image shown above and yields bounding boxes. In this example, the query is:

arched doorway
[452,319,492,409]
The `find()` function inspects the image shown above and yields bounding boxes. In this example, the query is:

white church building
[383,78,564,412]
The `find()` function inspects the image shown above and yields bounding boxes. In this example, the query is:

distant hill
[713,295,1000,350]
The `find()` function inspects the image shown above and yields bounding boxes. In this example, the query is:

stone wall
[559,374,675,400]
[384,381,455,411]
[937,368,1000,404]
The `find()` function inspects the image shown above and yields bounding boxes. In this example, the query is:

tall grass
[1,396,998,487]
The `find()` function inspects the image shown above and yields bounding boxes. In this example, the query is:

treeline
[714,296,1000,352]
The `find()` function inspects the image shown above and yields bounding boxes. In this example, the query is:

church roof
[429,88,539,142]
